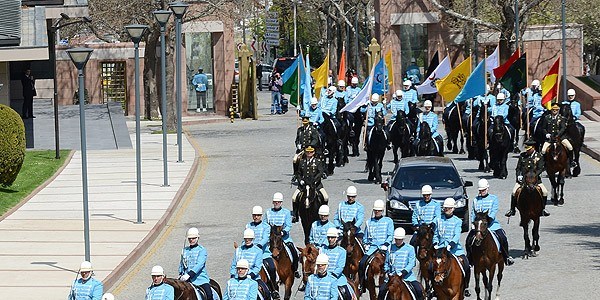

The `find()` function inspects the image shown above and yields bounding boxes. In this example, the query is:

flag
[338,47,346,83]
[436,56,472,102]
[485,46,499,82]
[281,55,305,107]
[424,51,439,79]
[384,50,394,89]
[341,63,377,113]
[493,49,520,80]
[498,53,527,96]
[311,50,329,99]
[541,57,560,109]
[372,57,389,95]
[417,55,451,95]
[302,52,312,110]
[454,59,486,102]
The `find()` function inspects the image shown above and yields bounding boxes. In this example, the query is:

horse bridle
[433,254,451,283]
[473,218,489,246]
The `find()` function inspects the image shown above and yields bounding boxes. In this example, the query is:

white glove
[382,98,387,105]
[517,175,523,182]
[180,274,190,281]
[545,133,551,139]
[446,245,452,251]
[297,144,302,150]
[380,245,388,251]
[300,180,305,186]
[364,244,371,251]
[470,224,475,230]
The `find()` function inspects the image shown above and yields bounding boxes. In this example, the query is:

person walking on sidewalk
[271,72,283,114]
[146,265,175,300]
[21,68,36,119]
[192,68,209,112]
[69,261,103,300]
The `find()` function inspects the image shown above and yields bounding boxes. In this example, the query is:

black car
[382,156,473,233]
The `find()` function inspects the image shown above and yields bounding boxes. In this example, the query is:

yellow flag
[384,50,394,89]
[311,50,329,99]
[436,57,472,102]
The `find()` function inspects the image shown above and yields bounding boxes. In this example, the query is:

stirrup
[541,209,550,217]
[505,209,516,217]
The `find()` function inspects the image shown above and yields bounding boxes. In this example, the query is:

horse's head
[375,110,385,130]
[524,169,538,190]
[560,103,574,124]
[299,243,319,284]
[300,181,319,208]
[395,110,407,125]
[432,247,451,284]
[341,221,358,253]
[269,225,284,260]
[473,211,492,246]
[492,115,506,142]
[416,223,435,260]
[548,138,565,162]
[419,121,432,140]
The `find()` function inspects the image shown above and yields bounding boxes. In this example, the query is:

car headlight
[389,200,409,210]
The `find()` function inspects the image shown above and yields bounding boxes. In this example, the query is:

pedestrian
[192,67,208,112]
[256,62,263,91]
[146,266,175,300]
[179,227,213,300]
[21,68,36,119]
[68,261,104,300]
[271,72,283,114]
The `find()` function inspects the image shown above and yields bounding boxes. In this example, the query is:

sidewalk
[0,122,197,299]
[580,120,600,161]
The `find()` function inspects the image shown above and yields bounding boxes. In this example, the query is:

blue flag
[371,58,389,95]
[454,59,486,102]
[302,53,312,110]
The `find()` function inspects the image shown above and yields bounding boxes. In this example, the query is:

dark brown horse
[415,224,435,299]
[431,248,464,300]
[471,212,504,300]
[270,225,294,300]
[382,274,413,300]
[364,251,386,300]
[515,171,543,258]
[545,138,568,205]
[341,221,364,282]
[164,278,222,300]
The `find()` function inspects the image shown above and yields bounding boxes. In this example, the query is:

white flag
[341,63,376,113]
[485,46,499,83]
[416,56,451,95]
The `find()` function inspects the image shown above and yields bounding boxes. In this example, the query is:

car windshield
[392,165,461,190]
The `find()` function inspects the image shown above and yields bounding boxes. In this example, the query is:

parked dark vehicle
[381,156,473,233]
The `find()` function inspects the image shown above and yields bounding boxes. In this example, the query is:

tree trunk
[144,27,160,120]
[165,27,177,132]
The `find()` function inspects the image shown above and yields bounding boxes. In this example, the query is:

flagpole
[296,51,301,129]
[362,54,379,150]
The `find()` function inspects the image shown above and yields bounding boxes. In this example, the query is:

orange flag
[541,57,560,109]
[338,47,346,83]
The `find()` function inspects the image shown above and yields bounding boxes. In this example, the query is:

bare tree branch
[428,0,502,31]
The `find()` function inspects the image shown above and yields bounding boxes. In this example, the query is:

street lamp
[169,1,189,163]
[153,10,172,187]
[125,24,148,224]
[66,47,94,262]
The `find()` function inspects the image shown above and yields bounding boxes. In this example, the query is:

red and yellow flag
[337,46,346,83]
[541,57,560,109]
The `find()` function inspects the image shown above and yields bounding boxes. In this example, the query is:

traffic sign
[266,39,279,46]
[265,32,279,39]
[266,25,279,32]
[266,19,278,26]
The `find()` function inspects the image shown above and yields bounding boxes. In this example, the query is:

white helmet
[531,80,540,87]
[327,86,337,93]
[316,253,329,265]
[496,92,506,100]
[393,227,406,239]
[423,100,432,107]
[187,227,200,238]
[80,261,93,272]
[395,90,404,97]
[371,93,380,102]
[351,77,359,84]
[346,186,358,197]
[151,265,165,276]
[318,205,330,216]
[243,228,255,239]
[102,293,115,300]
[326,227,339,237]
[252,206,263,215]
[403,80,412,86]
[373,199,385,211]
[236,259,250,269]
[421,185,433,195]
[338,80,346,87]
[443,198,456,208]
[478,178,489,191]
[310,97,318,105]
[567,89,576,96]
[273,192,284,202]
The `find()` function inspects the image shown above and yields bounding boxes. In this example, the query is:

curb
[182,116,229,126]
[102,130,202,290]
[581,144,600,162]
[0,150,75,222]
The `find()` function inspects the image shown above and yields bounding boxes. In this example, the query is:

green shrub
[0,104,26,187]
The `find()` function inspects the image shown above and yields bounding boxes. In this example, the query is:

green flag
[498,53,527,96]
[281,56,305,107]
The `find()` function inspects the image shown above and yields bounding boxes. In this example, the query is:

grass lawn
[0,150,70,216]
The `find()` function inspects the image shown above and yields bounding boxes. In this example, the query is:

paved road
[112,91,600,299]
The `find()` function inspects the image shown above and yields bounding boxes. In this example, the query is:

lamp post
[169,1,189,163]
[561,0,567,101]
[66,47,94,262]
[293,0,297,56]
[125,24,148,224]
[153,10,172,187]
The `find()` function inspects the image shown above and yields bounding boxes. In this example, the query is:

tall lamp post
[169,1,189,164]
[561,0,567,101]
[153,10,172,187]
[66,47,94,262]
[125,24,148,224]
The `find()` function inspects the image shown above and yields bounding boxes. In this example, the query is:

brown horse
[299,243,320,289]
[270,225,294,300]
[364,250,386,300]
[515,170,543,259]
[545,138,568,205]
[382,274,413,300]
[431,248,464,300]
[414,224,435,298]
[164,278,222,300]
[471,212,504,300]
[341,221,364,282]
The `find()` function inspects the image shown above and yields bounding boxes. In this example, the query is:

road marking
[111,129,207,295]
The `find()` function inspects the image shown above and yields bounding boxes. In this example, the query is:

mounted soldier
[402,80,419,112]
[265,192,301,278]
[562,89,582,121]
[309,205,337,248]
[362,93,387,134]
[146,266,175,300]
[506,139,550,217]
[293,116,321,183]
[304,254,339,300]
[223,259,259,300]
[291,146,329,222]
[386,90,409,131]
[541,102,574,167]
[321,228,353,300]
[409,185,441,248]
[301,97,326,146]
[416,100,443,150]
[333,186,365,238]
[246,206,279,299]
[230,229,271,300]
[180,227,214,300]
[69,261,104,300]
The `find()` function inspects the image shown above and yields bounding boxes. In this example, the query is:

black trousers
[22,95,34,118]
[196,91,207,109]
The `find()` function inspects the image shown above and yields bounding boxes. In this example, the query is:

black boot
[292,200,299,223]
[541,196,550,216]
[505,195,517,217]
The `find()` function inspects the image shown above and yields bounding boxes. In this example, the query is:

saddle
[451,254,466,278]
